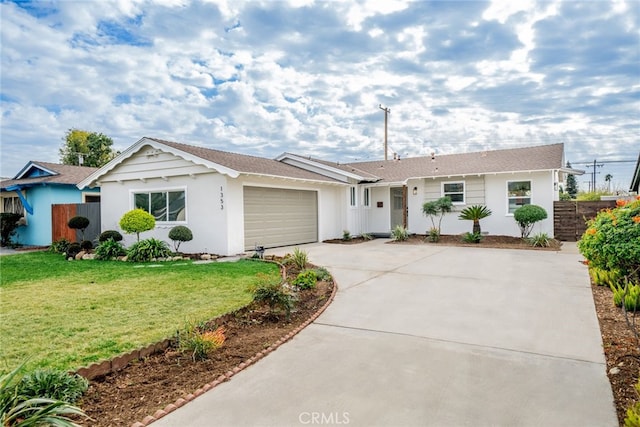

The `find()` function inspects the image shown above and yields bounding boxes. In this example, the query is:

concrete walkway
[154,240,616,427]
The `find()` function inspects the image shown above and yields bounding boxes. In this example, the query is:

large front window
[134,190,186,222]
[2,196,24,215]
[507,181,531,214]
[442,181,465,204]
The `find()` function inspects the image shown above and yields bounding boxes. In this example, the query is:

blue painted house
[0,161,99,246]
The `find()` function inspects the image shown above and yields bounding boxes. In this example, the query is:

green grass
[0,252,279,372]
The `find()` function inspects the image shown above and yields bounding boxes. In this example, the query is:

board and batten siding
[422,176,485,205]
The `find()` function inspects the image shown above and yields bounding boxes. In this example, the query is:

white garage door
[243,186,318,250]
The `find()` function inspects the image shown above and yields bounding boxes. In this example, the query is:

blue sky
[1,0,638,191]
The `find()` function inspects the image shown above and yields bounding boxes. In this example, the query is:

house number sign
[220,186,224,210]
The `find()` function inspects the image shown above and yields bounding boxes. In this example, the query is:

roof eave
[13,161,59,180]
[276,153,371,181]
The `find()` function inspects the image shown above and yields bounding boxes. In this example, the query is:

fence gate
[553,200,616,241]
[52,203,101,243]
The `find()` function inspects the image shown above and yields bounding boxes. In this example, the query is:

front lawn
[0,252,279,372]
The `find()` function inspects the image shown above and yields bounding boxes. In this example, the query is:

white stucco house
[78,137,579,255]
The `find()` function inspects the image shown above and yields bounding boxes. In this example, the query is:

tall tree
[605,174,613,193]
[59,129,116,167]
[565,161,578,199]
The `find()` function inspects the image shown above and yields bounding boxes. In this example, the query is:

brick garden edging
[129,274,338,427]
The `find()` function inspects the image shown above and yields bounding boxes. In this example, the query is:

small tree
[168,225,193,252]
[119,209,155,242]
[458,205,492,234]
[565,162,578,199]
[422,196,453,240]
[67,216,90,241]
[0,213,22,247]
[513,205,547,238]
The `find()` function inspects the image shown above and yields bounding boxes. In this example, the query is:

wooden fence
[553,200,617,241]
[52,203,101,243]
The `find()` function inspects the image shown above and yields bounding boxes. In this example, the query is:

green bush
[461,232,482,244]
[428,227,440,243]
[80,240,93,251]
[625,378,640,426]
[119,208,155,241]
[513,205,548,238]
[577,191,606,201]
[290,247,308,270]
[527,232,551,248]
[360,233,373,241]
[612,282,640,312]
[127,238,171,262]
[98,230,123,243]
[252,274,295,319]
[458,205,492,234]
[94,238,126,260]
[391,225,409,241]
[178,321,226,362]
[293,270,317,289]
[66,243,81,259]
[168,225,193,252]
[313,267,332,282]
[49,238,70,254]
[589,267,623,287]
[578,199,640,279]
[15,369,88,404]
[422,196,453,234]
[342,230,352,241]
[0,212,22,247]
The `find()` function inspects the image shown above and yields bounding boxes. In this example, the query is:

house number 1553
[220,186,224,210]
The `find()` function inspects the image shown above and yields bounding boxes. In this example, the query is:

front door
[390,187,406,229]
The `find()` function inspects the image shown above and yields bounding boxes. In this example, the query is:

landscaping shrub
[527,232,551,248]
[342,230,352,241]
[428,227,440,243]
[360,232,373,241]
[391,225,409,242]
[461,232,482,244]
[80,240,93,251]
[578,198,640,280]
[0,212,22,247]
[179,321,226,362]
[127,238,171,262]
[293,270,317,289]
[66,243,81,259]
[15,369,88,404]
[94,238,126,260]
[168,225,193,252]
[313,267,332,282]
[625,378,640,427]
[612,282,640,312]
[513,205,547,238]
[252,274,295,319]
[290,247,308,270]
[422,196,453,235]
[589,267,623,287]
[98,230,123,243]
[458,205,492,235]
[119,208,155,242]
[67,216,90,241]
[49,238,70,254]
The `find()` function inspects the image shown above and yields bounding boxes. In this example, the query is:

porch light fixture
[412,187,418,195]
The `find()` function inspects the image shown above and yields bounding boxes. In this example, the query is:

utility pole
[379,104,390,161]
[591,159,604,192]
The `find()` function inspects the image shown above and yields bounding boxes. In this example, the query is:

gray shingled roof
[306,143,565,183]
[148,138,341,183]
[0,161,99,190]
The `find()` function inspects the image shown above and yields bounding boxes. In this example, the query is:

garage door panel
[243,187,318,250]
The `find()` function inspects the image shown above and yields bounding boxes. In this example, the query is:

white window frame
[349,186,356,207]
[506,180,531,215]
[1,195,25,215]
[442,181,465,205]
[131,187,187,223]
[363,188,370,208]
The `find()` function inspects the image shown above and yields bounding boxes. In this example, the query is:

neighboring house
[631,152,640,194]
[0,161,100,246]
[79,137,579,255]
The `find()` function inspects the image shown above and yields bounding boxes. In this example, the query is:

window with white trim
[349,186,356,207]
[1,196,24,215]
[442,181,465,204]
[363,188,370,207]
[507,181,531,214]
[134,190,186,222]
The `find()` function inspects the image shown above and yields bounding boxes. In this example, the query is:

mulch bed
[78,260,334,426]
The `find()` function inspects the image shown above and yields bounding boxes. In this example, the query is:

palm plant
[458,205,492,234]
[422,197,453,233]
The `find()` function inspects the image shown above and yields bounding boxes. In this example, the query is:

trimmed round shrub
[98,230,123,242]
[66,242,81,258]
[16,369,88,404]
[80,240,93,250]
[513,205,547,238]
[127,238,171,262]
[119,209,155,241]
[168,225,193,252]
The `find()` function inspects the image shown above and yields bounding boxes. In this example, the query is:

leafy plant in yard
[0,213,22,247]
[391,225,409,241]
[589,267,623,287]
[513,205,548,238]
[461,232,482,244]
[179,321,226,362]
[291,248,308,270]
[527,232,551,248]
[168,225,193,252]
[360,232,373,241]
[94,238,126,260]
[342,230,352,241]
[49,238,70,254]
[313,267,332,282]
[293,270,317,289]
[458,205,492,235]
[119,208,155,242]
[428,227,440,243]
[98,230,123,243]
[0,362,88,426]
[625,379,640,426]
[127,238,171,262]
[252,273,295,319]
[612,282,640,312]
[67,216,90,241]
[80,240,93,251]
[65,243,81,259]
[15,369,88,404]
[422,196,453,236]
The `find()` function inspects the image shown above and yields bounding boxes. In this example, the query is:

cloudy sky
[1,0,638,190]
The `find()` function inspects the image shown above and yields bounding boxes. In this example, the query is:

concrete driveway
[154,240,616,427]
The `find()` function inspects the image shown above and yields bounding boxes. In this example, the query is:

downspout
[5,185,33,215]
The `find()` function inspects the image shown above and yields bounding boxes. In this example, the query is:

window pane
[509,197,531,214]
[449,193,464,203]
[508,181,531,197]
[350,187,356,206]
[444,183,464,193]
[364,189,370,206]
[134,193,149,211]
[150,192,167,221]
[168,191,185,221]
